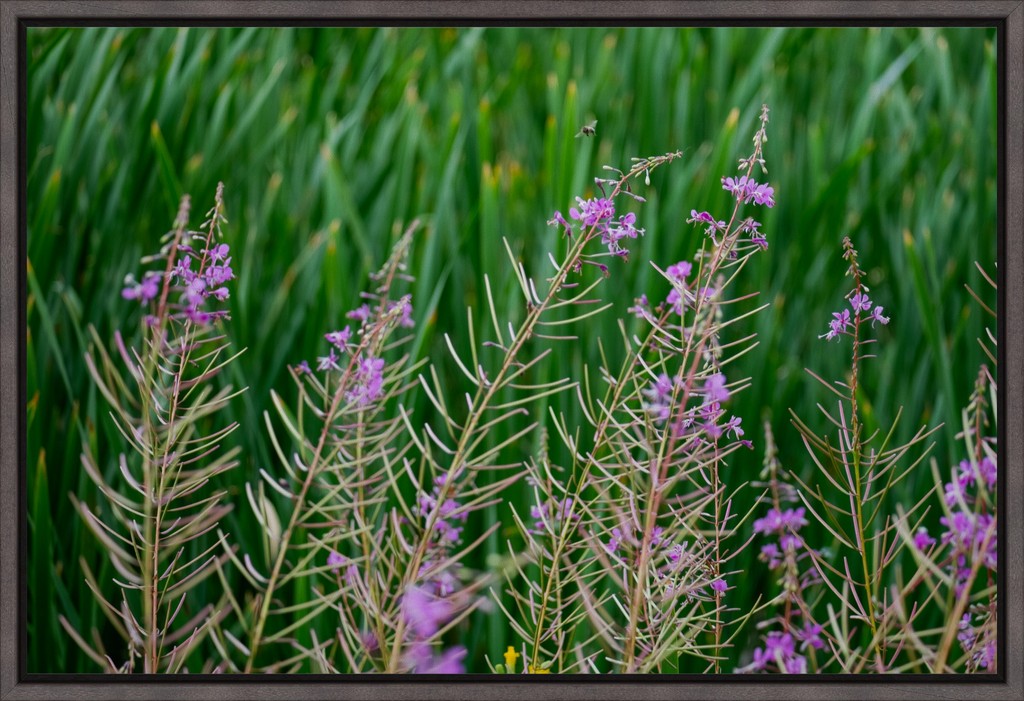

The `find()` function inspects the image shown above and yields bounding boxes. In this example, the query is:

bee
[575,120,597,138]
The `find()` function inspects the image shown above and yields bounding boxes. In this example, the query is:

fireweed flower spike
[930,361,998,672]
[785,237,953,673]
[497,106,773,675]
[241,223,440,673]
[742,421,825,675]
[70,185,244,673]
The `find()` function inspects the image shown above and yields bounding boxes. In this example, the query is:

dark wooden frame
[2,3,1021,699]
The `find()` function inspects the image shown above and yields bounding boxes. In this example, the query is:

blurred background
[26,26,997,672]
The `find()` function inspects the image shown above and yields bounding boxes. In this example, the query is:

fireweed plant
[495,106,774,674]
[744,247,999,674]
[65,185,244,672]
[64,106,998,674]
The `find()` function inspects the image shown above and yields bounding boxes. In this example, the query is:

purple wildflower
[569,196,615,228]
[666,261,693,282]
[642,373,677,423]
[722,175,775,208]
[604,212,643,245]
[764,631,797,661]
[956,614,996,671]
[391,296,415,328]
[820,309,851,341]
[327,550,345,573]
[686,209,728,242]
[206,243,230,262]
[753,507,808,536]
[688,210,717,226]
[944,477,966,507]
[605,527,623,555]
[121,273,161,304]
[416,646,467,674]
[721,175,750,199]
[849,291,872,312]
[627,294,649,318]
[750,182,775,207]
[783,656,808,674]
[346,356,385,406]
[746,631,806,674]
[978,456,997,490]
[347,304,372,323]
[325,327,352,349]
[667,289,686,315]
[779,533,803,552]
[401,586,453,639]
[796,622,825,651]
[914,527,936,551]
[317,347,341,372]
[361,630,380,654]
[702,373,730,404]
[547,210,572,237]
[184,306,212,325]
[650,526,665,548]
[184,276,207,308]
[759,543,783,568]
[529,498,578,535]
[723,415,744,439]
[205,261,233,287]
[869,305,890,327]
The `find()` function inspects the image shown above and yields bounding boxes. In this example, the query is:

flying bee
[575,120,597,138]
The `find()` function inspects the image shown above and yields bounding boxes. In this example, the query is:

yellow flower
[528,664,551,674]
[503,646,520,673]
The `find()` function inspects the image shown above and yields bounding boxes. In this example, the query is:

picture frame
[2,2,1021,699]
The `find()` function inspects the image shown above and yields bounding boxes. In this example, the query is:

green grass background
[26,26,997,673]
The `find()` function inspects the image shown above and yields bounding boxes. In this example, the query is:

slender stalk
[622,126,766,670]
[845,257,882,665]
[135,196,194,672]
[711,440,723,672]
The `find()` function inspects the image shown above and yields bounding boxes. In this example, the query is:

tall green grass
[26,26,996,672]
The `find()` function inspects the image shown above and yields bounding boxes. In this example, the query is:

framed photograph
[2,2,1021,699]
